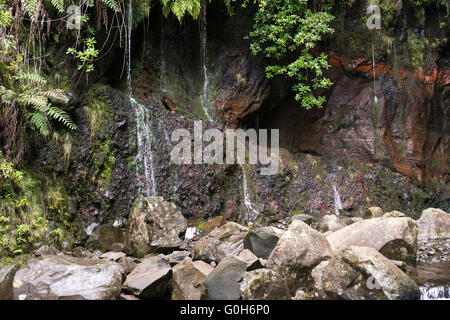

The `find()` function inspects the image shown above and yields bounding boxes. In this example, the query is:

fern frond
[18,92,49,111]
[100,0,119,11]
[47,105,77,130]
[22,0,39,22]
[26,111,50,136]
[42,89,69,104]
[50,0,65,13]
[14,72,47,85]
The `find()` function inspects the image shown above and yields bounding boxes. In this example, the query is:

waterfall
[371,38,378,103]
[199,0,213,121]
[241,165,259,222]
[127,1,157,197]
[332,185,343,216]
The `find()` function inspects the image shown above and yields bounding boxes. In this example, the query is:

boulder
[236,249,263,271]
[194,222,248,263]
[99,252,126,261]
[203,256,247,300]
[0,264,19,300]
[322,246,420,300]
[125,197,187,257]
[13,255,124,300]
[240,268,292,300]
[171,257,213,300]
[364,207,384,219]
[291,214,318,225]
[122,254,172,299]
[34,245,59,257]
[267,220,333,269]
[89,224,124,251]
[326,217,418,264]
[166,251,191,266]
[383,211,407,218]
[292,289,311,300]
[317,215,346,232]
[118,256,137,274]
[311,261,329,299]
[417,208,450,240]
[203,216,226,234]
[243,226,284,259]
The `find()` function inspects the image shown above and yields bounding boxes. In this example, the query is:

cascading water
[199,0,213,121]
[371,38,378,103]
[332,185,343,216]
[127,1,157,197]
[241,165,259,222]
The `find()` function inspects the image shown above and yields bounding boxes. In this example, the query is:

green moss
[407,31,426,71]
[196,220,206,231]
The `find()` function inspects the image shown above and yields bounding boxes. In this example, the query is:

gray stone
[322,246,420,300]
[34,245,59,257]
[100,252,126,261]
[311,261,329,299]
[0,264,19,300]
[171,257,213,300]
[239,268,294,300]
[383,211,407,218]
[118,256,137,274]
[417,208,450,240]
[317,215,348,232]
[13,255,124,300]
[364,207,384,219]
[236,249,263,271]
[243,226,284,259]
[123,254,171,299]
[326,217,418,264]
[167,250,191,266]
[89,224,124,251]
[194,222,248,263]
[267,220,333,269]
[125,197,187,257]
[203,256,247,300]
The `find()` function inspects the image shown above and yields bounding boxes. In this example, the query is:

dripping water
[332,185,343,216]
[372,38,378,103]
[199,0,213,121]
[241,165,259,222]
[127,1,157,197]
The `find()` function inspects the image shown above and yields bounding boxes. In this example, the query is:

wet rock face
[0,264,19,300]
[214,51,269,128]
[13,255,125,300]
[125,197,187,257]
[326,217,418,264]
[38,84,135,225]
[322,246,420,300]
[257,70,449,195]
[417,208,450,240]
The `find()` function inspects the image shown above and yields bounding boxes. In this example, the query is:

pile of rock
[0,199,448,300]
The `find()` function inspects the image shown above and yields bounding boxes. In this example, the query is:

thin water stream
[127,1,157,197]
